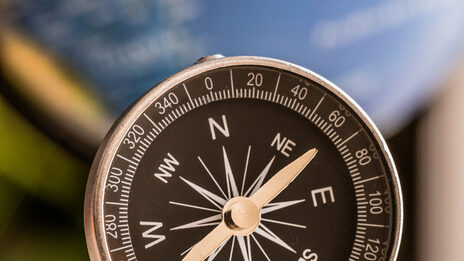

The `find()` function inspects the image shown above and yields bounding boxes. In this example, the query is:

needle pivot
[223,197,260,235]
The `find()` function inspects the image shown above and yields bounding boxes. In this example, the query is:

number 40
[291,84,308,100]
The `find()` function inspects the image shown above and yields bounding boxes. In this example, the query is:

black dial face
[94,61,401,261]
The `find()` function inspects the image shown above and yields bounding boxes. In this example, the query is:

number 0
[205,77,213,90]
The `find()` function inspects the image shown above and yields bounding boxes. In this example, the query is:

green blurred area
[0,94,90,260]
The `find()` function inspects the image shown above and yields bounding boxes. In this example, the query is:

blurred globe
[2,0,464,156]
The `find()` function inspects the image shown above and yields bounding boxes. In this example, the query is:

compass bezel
[84,56,403,261]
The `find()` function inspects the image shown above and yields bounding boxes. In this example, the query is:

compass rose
[170,146,314,260]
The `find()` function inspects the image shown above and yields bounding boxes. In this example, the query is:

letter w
[140,221,166,249]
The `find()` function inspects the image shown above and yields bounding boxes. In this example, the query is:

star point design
[173,145,307,260]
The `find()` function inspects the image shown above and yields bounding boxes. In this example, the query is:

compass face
[85,57,402,261]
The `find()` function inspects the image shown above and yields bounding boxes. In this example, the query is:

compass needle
[183,222,232,261]
[182,149,316,260]
[85,56,402,261]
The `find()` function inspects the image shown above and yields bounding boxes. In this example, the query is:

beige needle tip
[250,148,318,209]
[300,148,318,162]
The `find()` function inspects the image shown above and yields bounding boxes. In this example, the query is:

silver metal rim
[84,55,403,261]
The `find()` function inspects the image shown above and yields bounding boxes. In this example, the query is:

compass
[84,55,403,261]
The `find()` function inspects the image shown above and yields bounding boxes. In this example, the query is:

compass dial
[85,56,402,261]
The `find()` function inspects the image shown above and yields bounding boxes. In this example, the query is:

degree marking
[183,83,194,105]
[337,129,363,147]
[308,93,327,119]
[230,70,235,96]
[105,201,128,206]
[110,244,132,253]
[143,113,156,127]
[272,73,281,101]
[358,223,388,228]
[354,175,381,185]
[116,154,137,166]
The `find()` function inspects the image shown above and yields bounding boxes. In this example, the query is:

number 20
[247,72,263,87]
